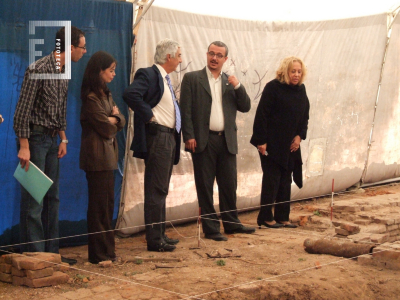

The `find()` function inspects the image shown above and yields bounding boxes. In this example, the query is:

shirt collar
[206,66,222,80]
[155,64,168,78]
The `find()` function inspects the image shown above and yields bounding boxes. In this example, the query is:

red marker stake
[331,179,335,221]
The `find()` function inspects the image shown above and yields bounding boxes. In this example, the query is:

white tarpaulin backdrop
[117,6,400,235]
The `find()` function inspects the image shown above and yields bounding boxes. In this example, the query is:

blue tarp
[0,0,133,249]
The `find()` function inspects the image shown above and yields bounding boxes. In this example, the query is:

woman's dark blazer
[80,92,126,171]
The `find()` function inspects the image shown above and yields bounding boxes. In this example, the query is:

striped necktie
[165,74,181,133]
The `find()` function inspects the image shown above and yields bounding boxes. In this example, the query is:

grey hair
[208,41,229,57]
[154,38,180,65]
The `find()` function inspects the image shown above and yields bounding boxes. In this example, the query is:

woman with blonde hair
[250,56,310,229]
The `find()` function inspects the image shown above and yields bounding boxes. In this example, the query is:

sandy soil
[1,183,400,300]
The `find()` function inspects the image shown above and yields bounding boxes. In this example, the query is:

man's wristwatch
[61,139,68,144]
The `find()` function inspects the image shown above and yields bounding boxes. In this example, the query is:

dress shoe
[204,232,228,241]
[147,243,176,252]
[277,222,298,228]
[163,235,179,245]
[61,256,77,265]
[257,220,284,229]
[225,226,256,234]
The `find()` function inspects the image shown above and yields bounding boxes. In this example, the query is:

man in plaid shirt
[13,26,86,263]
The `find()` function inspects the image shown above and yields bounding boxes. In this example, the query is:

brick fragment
[335,228,350,236]
[12,275,25,286]
[387,224,399,231]
[372,249,400,260]
[340,223,360,234]
[355,219,371,225]
[24,271,69,288]
[334,205,360,212]
[387,236,399,243]
[1,254,21,264]
[26,267,54,279]
[0,263,12,274]
[370,234,389,244]
[13,252,61,270]
[365,224,387,234]
[375,218,395,226]
[11,267,26,277]
[99,260,112,268]
[0,272,12,283]
[390,229,400,237]
[54,262,70,272]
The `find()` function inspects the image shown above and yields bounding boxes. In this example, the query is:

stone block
[387,224,399,231]
[24,271,69,288]
[334,205,360,212]
[11,267,26,277]
[0,272,12,283]
[335,228,350,236]
[61,288,94,299]
[372,249,400,261]
[53,262,70,272]
[387,236,400,243]
[375,218,395,226]
[365,224,387,234]
[99,260,112,268]
[26,267,53,279]
[351,233,372,243]
[355,219,371,226]
[1,254,21,264]
[0,263,12,274]
[332,221,342,227]
[390,229,400,237]
[340,223,360,234]
[12,275,25,286]
[370,234,389,244]
[13,252,61,270]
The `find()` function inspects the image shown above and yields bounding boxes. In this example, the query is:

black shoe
[147,243,176,252]
[257,220,284,229]
[61,256,77,265]
[277,222,298,228]
[204,233,228,241]
[225,226,256,235]
[163,235,179,245]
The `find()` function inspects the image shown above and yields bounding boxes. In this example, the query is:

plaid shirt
[13,52,69,138]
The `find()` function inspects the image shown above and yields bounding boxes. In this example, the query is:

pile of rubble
[0,252,70,288]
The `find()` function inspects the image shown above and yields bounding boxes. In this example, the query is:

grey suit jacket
[180,67,251,154]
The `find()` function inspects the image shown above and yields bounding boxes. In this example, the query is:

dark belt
[209,130,224,136]
[30,125,59,137]
[147,122,175,133]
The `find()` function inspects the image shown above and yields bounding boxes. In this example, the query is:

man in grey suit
[180,41,255,241]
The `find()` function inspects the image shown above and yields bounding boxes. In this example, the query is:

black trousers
[144,125,176,247]
[257,154,293,223]
[192,134,242,234]
[86,170,115,264]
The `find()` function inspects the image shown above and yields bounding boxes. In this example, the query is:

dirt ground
[2,183,400,300]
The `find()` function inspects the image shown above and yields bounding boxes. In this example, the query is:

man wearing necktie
[180,41,255,241]
[123,39,182,252]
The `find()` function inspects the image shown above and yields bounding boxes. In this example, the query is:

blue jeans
[19,131,60,253]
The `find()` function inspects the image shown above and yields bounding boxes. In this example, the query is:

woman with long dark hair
[251,56,310,229]
[80,51,125,263]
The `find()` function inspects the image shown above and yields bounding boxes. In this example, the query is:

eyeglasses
[76,46,86,50]
[207,51,224,59]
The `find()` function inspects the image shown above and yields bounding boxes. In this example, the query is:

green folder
[13,161,53,205]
